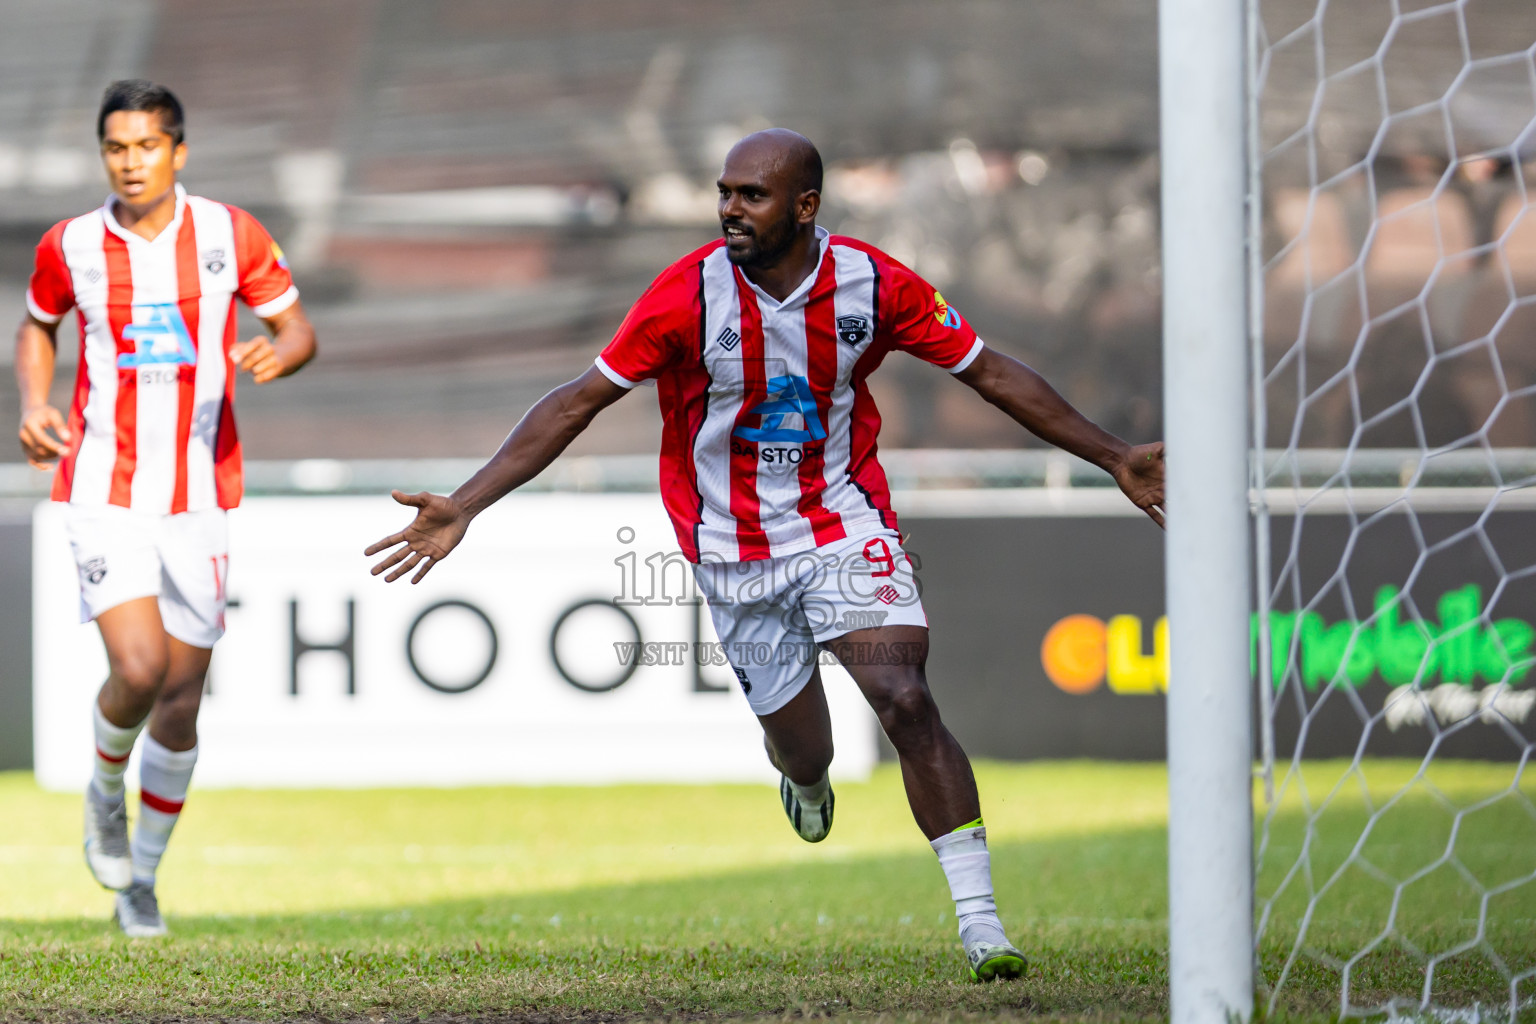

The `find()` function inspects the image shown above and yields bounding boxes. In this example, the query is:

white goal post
[1166,0,1536,1020]
[1159,0,1257,1022]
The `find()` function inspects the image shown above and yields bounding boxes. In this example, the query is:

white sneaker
[84,784,131,890]
[114,882,168,938]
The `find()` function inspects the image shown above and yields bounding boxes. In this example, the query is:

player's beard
[724,208,798,269]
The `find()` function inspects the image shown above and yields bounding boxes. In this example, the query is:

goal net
[1250,0,1536,1018]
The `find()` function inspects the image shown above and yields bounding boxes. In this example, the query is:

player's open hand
[230,335,285,383]
[1113,442,1166,529]
[18,404,71,470]
[365,490,470,584]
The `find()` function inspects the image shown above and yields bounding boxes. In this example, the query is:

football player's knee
[156,675,205,722]
[111,646,169,698]
[872,674,936,737]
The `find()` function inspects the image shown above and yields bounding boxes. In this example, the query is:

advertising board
[30,488,1535,786]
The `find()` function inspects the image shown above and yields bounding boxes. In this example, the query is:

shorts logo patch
[716,326,741,351]
[836,314,869,345]
[874,584,900,605]
[733,667,752,695]
[83,557,107,585]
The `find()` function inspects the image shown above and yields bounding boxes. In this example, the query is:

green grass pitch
[2,760,1532,1022]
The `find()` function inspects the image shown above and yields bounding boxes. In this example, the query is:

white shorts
[61,504,229,649]
[692,530,927,715]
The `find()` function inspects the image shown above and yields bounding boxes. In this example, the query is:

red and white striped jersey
[596,228,983,563]
[27,185,297,513]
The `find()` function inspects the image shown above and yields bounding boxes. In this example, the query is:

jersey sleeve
[229,206,299,317]
[595,261,701,387]
[26,222,74,324]
[880,261,984,373]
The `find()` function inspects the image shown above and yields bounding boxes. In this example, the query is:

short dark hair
[97,80,184,146]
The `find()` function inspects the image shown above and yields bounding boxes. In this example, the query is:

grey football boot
[114,881,168,938]
[83,784,132,890]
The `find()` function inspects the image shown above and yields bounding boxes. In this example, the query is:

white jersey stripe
[757,298,816,554]
[695,248,746,561]
[187,198,237,512]
[124,208,187,513]
[63,214,116,506]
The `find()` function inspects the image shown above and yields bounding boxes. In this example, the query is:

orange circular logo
[1040,614,1107,693]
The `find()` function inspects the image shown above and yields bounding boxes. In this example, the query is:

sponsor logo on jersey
[716,326,741,351]
[82,266,103,285]
[201,248,226,274]
[271,241,289,270]
[933,290,962,329]
[83,557,107,585]
[733,374,826,444]
[118,303,196,368]
[836,314,869,345]
[732,440,825,465]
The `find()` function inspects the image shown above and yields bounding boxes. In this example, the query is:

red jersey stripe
[170,215,201,514]
[797,249,847,547]
[104,231,136,508]
[729,272,771,560]
[139,790,185,815]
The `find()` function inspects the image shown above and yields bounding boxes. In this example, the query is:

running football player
[366,129,1163,980]
[15,80,316,937]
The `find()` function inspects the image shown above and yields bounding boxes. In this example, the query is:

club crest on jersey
[733,374,826,444]
[716,326,741,351]
[201,248,226,274]
[933,291,962,329]
[836,314,869,345]
[118,303,196,368]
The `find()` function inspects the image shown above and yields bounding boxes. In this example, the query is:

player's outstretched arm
[15,315,70,471]
[954,347,1166,528]
[230,301,316,383]
[365,365,631,583]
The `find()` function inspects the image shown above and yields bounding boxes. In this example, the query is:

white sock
[92,701,144,799]
[789,773,830,808]
[931,821,1010,950]
[130,735,198,886]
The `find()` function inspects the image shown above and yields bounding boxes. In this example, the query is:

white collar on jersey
[738,225,831,313]
[101,182,188,245]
